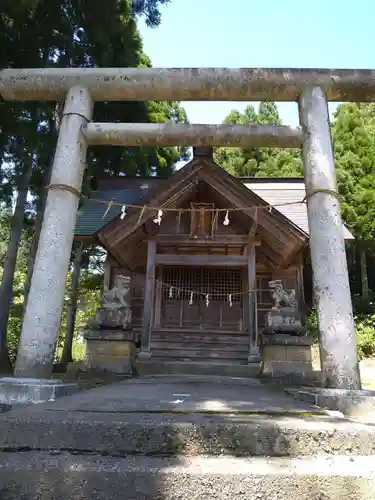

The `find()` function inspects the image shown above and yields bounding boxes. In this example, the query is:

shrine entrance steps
[0,376,375,498]
[148,328,252,360]
[136,359,260,378]
[137,328,259,377]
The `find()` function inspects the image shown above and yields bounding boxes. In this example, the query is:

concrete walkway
[2,375,375,499]
[25,375,320,415]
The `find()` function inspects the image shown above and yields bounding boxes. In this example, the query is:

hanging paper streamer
[153,209,163,225]
[102,201,113,219]
[168,286,173,299]
[137,205,146,224]
[176,210,182,234]
[205,294,210,307]
[223,210,230,226]
[228,294,233,307]
[188,292,194,306]
[120,205,127,220]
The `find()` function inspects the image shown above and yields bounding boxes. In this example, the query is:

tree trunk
[360,242,369,299]
[60,243,83,367]
[0,164,33,372]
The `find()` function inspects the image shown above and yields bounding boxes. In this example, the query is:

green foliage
[355,314,375,360]
[0,212,32,362]
[1,0,187,203]
[215,101,375,359]
[304,308,319,341]
[56,245,104,352]
[352,292,375,359]
[214,102,303,178]
[0,0,185,366]
[304,305,375,361]
[58,342,86,362]
[332,103,375,242]
[0,210,104,362]
[131,0,170,27]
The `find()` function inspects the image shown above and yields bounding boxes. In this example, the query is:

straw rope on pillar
[14,87,93,379]
[299,86,361,390]
[0,65,363,390]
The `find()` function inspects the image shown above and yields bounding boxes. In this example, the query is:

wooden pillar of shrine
[247,241,259,363]
[139,240,156,359]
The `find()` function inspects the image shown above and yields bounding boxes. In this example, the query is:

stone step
[153,328,247,335]
[136,360,258,377]
[152,333,249,345]
[3,408,375,457]
[0,452,374,499]
[151,348,249,360]
[151,341,248,351]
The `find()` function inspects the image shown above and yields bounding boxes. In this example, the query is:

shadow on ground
[0,375,374,499]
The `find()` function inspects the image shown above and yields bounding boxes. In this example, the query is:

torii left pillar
[14,87,93,379]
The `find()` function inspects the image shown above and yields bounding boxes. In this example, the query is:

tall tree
[60,242,84,367]
[0,0,187,369]
[0,163,33,372]
[332,103,375,298]
[214,102,302,178]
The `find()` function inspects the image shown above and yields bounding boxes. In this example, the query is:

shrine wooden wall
[104,251,305,334]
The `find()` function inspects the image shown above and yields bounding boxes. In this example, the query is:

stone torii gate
[1,67,372,391]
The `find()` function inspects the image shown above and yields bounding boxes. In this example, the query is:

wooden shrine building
[75,147,353,366]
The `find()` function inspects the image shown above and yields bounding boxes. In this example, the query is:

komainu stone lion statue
[102,275,131,310]
[87,275,132,329]
[268,280,298,310]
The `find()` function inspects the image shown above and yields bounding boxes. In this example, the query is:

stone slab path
[2,375,375,499]
[27,375,320,415]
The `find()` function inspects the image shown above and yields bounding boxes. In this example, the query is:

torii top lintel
[1,67,375,102]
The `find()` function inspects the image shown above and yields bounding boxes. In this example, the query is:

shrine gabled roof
[94,158,310,270]
[75,175,353,241]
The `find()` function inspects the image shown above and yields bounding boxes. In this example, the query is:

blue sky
[139,0,375,125]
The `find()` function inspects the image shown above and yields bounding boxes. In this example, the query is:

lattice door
[160,266,243,331]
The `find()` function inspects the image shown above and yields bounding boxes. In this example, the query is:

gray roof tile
[244,181,354,240]
[76,184,153,236]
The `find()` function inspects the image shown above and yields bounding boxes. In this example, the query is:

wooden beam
[139,241,156,359]
[155,254,247,267]
[3,67,375,102]
[103,254,112,290]
[247,242,259,362]
[279,240,307,269]
[153,267,163,329]
[248,207,259,239]
[85,123,303,149]
[256,248,281,272]
[74,235,94,243]
[152,234,261,246]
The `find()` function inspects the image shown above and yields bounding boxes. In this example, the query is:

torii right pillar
[299,86,361,390]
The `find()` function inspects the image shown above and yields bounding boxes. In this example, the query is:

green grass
[57,341,86,362]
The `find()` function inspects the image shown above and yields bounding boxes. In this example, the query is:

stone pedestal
[260,334,313,383]
[137,350,152,361]
[263,308,305,336]
[0,378,78,406]
[83,329,136,375]
[285,387,375,419]
[91,306,131,330]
